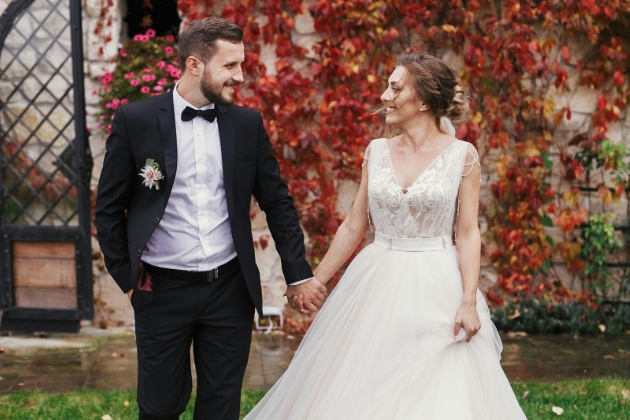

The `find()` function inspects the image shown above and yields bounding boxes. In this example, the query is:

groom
[95,17,326,420]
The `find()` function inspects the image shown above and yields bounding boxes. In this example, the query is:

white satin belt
[373,232,453,252]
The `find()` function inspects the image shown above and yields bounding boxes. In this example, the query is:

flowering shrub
[95,30,180,133]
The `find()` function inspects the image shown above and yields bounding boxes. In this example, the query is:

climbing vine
[98,1,630,311]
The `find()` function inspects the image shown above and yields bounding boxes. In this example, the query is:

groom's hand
[285,278,326,313]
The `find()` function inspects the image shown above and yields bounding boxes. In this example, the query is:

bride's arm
[312,163,370,285]
[454,144,482,342]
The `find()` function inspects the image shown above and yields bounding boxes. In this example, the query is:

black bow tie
[181,106,218,123]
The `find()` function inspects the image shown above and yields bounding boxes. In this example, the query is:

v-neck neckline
[384,138,458,192]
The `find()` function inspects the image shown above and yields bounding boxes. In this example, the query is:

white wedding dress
[245,137,527,419]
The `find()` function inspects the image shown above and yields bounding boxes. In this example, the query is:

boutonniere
[139,158,164,190]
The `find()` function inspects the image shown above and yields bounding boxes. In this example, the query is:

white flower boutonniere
[139,158,164,190]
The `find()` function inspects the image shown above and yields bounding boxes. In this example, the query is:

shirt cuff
[288,277,313,286]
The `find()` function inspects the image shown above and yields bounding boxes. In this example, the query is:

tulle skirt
[245,241,527,419]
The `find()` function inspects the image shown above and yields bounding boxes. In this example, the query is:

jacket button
[137,250,142,256]
[154,217,160,223]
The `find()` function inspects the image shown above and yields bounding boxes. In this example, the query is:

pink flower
[120,48,127,57]
[153,85,163,92]
[133,34,143,42]
[121,98,129,105]
[164,46,174,55]
[124,72,134,79]
[156,61,166,70]
[101,72,113,84]
[144,68,152,73]
[112,98,120,105]
[130,79,140,87]
[166,35,174,42]
[146,29,156,38]
[107,124,112,132]
[142,74,152,82]
[140,35,149,42]
[157,78,167,86]
[141,86,150,94]
[169,69,181,79]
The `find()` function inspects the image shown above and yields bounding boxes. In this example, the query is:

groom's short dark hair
[178,17,243,73]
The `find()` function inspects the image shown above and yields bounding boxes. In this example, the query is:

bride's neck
[398,116,442,150]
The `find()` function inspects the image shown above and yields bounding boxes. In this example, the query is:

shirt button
[199,211,205,215]
[154,217,160,223]
[199,157,206,161]
[137,250,142,256]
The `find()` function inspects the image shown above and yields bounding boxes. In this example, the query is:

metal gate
[0,0,93,332]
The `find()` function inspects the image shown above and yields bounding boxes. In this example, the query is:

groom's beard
[201,69,236,107]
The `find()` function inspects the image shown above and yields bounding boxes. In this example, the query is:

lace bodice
[364,138,479,239]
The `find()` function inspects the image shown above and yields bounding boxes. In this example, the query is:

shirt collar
[173,82,215,116]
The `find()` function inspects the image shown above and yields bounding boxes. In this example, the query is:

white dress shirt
[142,84,237,271]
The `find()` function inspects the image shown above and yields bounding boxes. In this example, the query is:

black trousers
[132,260,254,420]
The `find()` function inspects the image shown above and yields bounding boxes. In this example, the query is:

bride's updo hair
[396,52,469,125]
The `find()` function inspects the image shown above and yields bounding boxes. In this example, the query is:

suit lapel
[217,105,234,218]
[158,91,178,198]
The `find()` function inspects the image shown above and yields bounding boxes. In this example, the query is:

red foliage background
[163,0,630,305]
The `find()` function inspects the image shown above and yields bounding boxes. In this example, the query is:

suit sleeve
[251,114,313,285]
[95,107,135,293]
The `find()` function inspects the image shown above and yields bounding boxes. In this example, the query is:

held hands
[454,300,481,342]
[284,277,327,314]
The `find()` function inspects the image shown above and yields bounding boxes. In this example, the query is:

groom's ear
[185,56,203,77]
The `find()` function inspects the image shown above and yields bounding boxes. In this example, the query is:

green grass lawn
[0,379,628,419]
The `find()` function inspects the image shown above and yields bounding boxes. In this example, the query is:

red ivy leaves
[170,0,630,306]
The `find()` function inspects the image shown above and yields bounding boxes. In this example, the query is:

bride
[245,52,527,419]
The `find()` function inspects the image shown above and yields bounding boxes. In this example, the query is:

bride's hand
[454,301,481,342]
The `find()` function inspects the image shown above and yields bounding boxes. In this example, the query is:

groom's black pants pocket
[134,261,255,420]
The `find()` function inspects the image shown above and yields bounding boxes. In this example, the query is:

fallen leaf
[622,389,630,399]
[599,324,606,333]
[522,391,530,399]
[102,415,112,420]
[111,352,119,358]
[552,406,564,415]
[604,355,615,360]
[124,400,130,407]
[17,382,25,386]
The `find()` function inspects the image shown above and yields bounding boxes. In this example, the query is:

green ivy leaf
[546,235,554,247]
[540,215,554,227]
[541,152,553,169]
[540,259,550,273]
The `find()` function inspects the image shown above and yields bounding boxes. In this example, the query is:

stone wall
[1,0,629,327]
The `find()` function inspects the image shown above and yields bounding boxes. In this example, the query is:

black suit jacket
[95,90,313,316]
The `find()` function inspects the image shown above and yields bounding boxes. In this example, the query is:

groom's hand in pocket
[285,278,326,313]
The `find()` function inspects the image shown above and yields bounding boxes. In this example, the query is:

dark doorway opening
[126,0,181,37]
